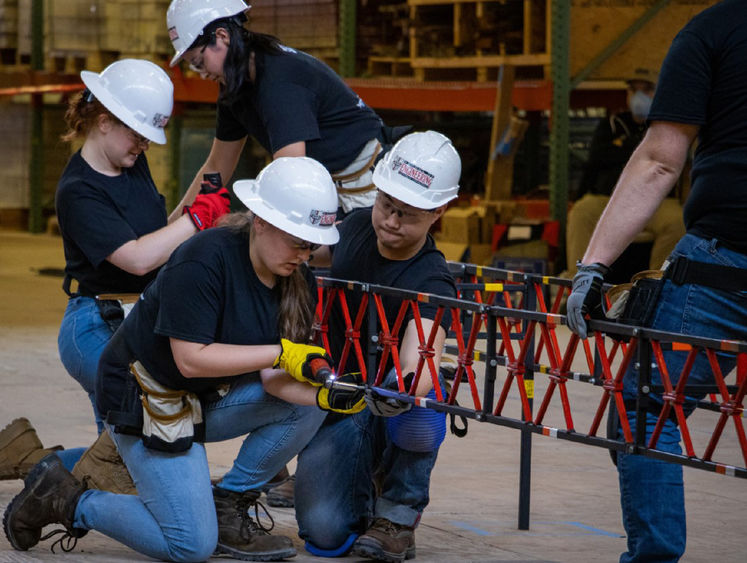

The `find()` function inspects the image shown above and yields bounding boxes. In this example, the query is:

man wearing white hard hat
[4,157,371,561]
[0,59,232,490]
[295,131,461,562]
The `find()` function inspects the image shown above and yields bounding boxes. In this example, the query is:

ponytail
[61,89,117,143]
[191,17,283,105]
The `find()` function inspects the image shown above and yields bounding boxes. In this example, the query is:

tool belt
[130,361,204,453]
[664,255,747,292]
[332,141,382,195]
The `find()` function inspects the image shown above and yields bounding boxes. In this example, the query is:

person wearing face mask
[564,67,685,279]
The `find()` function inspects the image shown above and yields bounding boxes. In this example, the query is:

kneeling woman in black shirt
[4,157,365,561]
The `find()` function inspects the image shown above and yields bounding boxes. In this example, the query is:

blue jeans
[617,234,747,563]
[58,296,110,432]
[73,373,325,561]
[295,372,445,551]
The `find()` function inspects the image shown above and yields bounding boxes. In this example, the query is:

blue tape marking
[561,521,624,538]
[450,521,493,536]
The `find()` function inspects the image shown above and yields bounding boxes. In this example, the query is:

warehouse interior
[2,2,746,563]
[0,1,710,278]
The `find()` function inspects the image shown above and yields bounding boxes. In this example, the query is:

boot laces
[40,529,77,554]
[236,496,275,538]
[371,518,403,536]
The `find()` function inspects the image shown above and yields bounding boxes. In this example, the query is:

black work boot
[262,466,295,508]
[352,518,416,562]
[213,485,296,561]
[3,453,88,552]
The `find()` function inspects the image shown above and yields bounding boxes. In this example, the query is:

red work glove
[183,187,231,231]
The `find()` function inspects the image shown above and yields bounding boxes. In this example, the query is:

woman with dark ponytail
[166,0,407,218]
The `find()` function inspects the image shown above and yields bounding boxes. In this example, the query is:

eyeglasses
[188,43,209,73]
[285,233,321,252]
[121,124,150,147]
[374,191,433,224]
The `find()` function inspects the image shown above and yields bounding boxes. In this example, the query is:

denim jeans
[73,373,325,561]
[58,296,110,432]
[617,234,747,563]
[295,371,445,551]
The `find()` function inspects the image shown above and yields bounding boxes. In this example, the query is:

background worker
[566,1,747,561]
[565,67,685,279]
[0,59,230,480]
[166,0,408,217]
[4,157,369,562]
[295,131,461,563]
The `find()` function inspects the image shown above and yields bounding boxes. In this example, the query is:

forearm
[171,339,281,379]
[399,320,447,396]
[107,215,196,276]
[260,368,318,405]
[581,122,696,266]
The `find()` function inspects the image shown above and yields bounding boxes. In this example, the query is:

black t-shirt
[215,47,384,172]
[648,0,747,253]
[577,111,647,198]
[327,209,456,374]
[102,227,316,403]
[55,151,167,295]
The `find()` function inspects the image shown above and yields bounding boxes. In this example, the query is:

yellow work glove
[274,338,333,386]
[316,373,367,415]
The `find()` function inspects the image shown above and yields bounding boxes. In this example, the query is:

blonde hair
[217,212,315,342]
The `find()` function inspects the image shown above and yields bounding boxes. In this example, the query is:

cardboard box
[439,207,480,244]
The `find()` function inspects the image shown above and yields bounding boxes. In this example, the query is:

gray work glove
[566,262,610,339]
[364,388,412,417]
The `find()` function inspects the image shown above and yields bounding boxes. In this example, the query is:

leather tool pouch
[605,270,665,342]
[130,361,204,453]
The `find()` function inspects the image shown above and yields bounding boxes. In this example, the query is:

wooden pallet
[367,56,413,78]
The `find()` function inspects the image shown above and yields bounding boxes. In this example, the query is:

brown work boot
[3,453,88,552]
[0,418,63,480]
[263,468,295,508]
[352,518,416,562]
[72,430,136,495]
[213,485,296,561]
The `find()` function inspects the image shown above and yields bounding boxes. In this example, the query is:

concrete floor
[1,230,745,562]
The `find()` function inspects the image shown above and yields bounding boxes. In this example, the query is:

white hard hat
[372,130,461,210]
[80,59,173,145]
[167,0,250,66]
[233,157,340,246]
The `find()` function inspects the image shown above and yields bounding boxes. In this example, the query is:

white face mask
[630,90,653,120]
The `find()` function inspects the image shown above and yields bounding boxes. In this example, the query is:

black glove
[316,373,366,414]
[199,172,223,194]
[364,388,412,417]
[566,262,609,339]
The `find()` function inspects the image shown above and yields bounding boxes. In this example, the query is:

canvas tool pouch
[95,293,140,333]
[604,269,665,342]
[129,360,203,453]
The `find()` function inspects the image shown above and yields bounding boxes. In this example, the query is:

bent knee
[298,502,353,550]
[164,527,217,562]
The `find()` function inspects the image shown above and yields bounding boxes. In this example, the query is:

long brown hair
[217,212,315,342]
[61,89,118,143]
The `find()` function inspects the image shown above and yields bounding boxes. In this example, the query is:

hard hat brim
[233,179,340,246]
[80,71,168,145]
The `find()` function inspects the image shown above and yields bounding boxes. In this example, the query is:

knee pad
[304,533,358,557]
[386,388,446,452]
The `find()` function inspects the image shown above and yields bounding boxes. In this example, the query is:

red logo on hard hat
[152,114,170,128]
[392,156,434,189]
[309,210,336,226]
[168,27,179,41]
